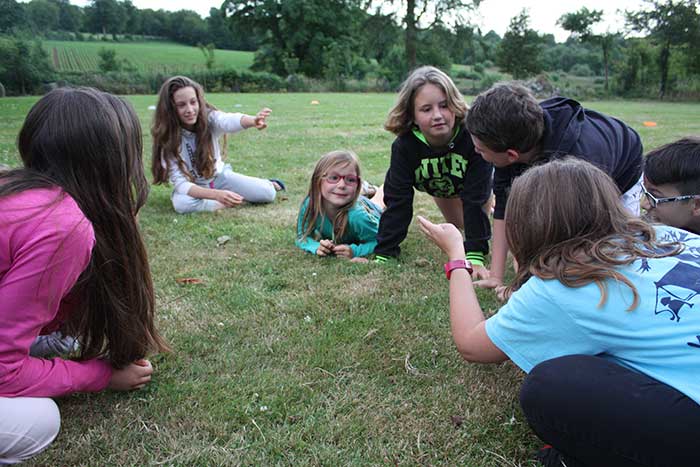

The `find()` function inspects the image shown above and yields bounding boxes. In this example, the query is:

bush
[483,60,494,68]
[569,63,593,77]
[473,63,485,74]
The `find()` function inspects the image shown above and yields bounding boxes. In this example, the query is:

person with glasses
[642,137,700,235]
[375,67,493,274]
[296,150,384,263]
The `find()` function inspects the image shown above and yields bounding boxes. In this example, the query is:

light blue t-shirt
[486,225,700,404]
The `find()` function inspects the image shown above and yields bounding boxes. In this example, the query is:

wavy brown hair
[300,150,362,242]
[9,87,169,368]
[504,157,682,309]
[151,76,221,184]
[384,66,467,136]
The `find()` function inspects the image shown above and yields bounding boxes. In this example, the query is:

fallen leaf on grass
[216,235,231,247]
[175,278,204,285]
[451,415,464,428]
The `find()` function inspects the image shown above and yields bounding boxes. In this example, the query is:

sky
[58,0,647,43]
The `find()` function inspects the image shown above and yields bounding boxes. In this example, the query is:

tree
[369,0,481,69]
[26,0,60,31]
[0,37,54,95]
[85,0,126,35]
[496,9,543,79]
[0,0,27,33]
[558,7,617,91]
[55,0,84,32]
[626,0,700,98]
[223,0,367,78]
[97,47,121,72]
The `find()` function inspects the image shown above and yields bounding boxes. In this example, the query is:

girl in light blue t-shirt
[418,157,700,467]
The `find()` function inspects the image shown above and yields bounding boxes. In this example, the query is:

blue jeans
[520,355,700,467]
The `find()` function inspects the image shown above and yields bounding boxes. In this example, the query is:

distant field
[44,40,255,73]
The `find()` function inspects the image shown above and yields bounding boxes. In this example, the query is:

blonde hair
[300,150,362,242]
[505,157,683,309]
[384,66,467,136]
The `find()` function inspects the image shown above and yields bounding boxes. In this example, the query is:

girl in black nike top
[375,66,493,279]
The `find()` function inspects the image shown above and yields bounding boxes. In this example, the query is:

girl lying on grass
[296,150,384,263]
[151,75,284,214]
[419,157,700,467]
[0,88,169,464]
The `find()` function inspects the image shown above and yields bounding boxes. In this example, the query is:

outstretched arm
[241,108,272,130]
[417,216,507,364]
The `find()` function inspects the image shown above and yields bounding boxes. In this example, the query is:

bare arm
[417,216,507,363]
[187,185,243,207]
[240,108,271,130]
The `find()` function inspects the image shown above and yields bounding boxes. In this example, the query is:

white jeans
[0,398,60,464]
[172,164,277,213]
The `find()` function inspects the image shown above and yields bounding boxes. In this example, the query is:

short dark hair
[466,82,544,153]
[644,137,700,195]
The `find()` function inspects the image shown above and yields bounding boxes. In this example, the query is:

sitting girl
[419,158,699,467]
[296,150,383,263]
[0,88,168,463]
[151,75,283,213]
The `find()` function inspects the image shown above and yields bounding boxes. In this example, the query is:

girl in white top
[151,75,283,213]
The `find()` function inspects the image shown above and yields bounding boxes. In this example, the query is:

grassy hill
[44,40,255,74]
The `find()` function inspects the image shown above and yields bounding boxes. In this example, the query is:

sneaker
[535,445,568,467]
[361,180,377,198]
[30,332,80,358]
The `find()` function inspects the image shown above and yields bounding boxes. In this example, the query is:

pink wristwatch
[444,259,473,279]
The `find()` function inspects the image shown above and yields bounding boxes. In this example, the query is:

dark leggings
[520,355,700,467]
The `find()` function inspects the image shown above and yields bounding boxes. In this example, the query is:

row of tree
[0,0,698,98]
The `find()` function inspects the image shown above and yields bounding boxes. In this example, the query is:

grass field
[44,40,255,73]
[1,94,699,466]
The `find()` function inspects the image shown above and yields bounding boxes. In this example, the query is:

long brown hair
[300,150,362,242]
[384,66,467,136]
[505,157,682,309]
[10,87,169,368]
[151,76,220,184]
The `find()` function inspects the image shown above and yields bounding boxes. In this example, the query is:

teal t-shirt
[486,225,700,404]
[296,196,382,258]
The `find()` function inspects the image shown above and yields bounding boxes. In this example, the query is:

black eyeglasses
[641,182,700,208]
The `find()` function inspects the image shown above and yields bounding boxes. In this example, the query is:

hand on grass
[471,264,490,281]
[215,190,244,207]
[316,239,334,256]
[473,276,504,290]
[108,359,153,391]
[416,215,465,259]
[332,244,353,259]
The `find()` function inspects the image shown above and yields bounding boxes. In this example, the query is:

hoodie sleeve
[374,138,417,258]
[460,151,493,259]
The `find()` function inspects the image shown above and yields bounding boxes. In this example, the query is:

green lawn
[44,40,255,73]
[1,94,699,466]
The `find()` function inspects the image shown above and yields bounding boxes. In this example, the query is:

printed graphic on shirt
[414,153,469,198]
[647,230,700,347]
[185,142,200,178]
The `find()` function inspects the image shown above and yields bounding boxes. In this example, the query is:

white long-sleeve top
[164,110,245,195]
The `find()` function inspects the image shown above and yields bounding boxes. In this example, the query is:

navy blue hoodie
[493,97,643,220]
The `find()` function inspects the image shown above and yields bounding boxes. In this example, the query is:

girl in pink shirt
[0,88,169,464]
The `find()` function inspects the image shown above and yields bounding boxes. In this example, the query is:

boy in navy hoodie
[465,82,644,292]
[643,137,700,235]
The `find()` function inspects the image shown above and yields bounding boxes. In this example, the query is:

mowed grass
[1,94,699,466]
[44,40,255,73]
